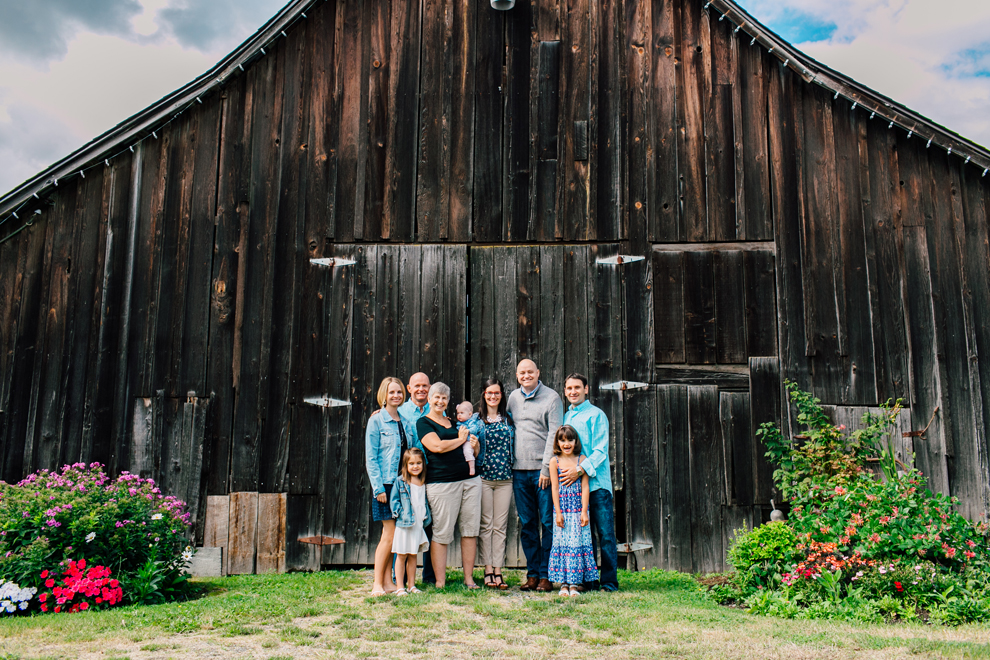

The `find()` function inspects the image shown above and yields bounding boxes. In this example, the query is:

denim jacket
[390,477,432,528]
[365,409,420,497]
[457,413,488,468]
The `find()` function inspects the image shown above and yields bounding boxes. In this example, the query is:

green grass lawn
[1,569,989,659]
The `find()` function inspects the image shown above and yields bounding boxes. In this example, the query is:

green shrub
[727,522,798,588]
[0,463,192,607]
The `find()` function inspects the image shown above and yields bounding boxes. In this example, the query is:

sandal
[408,586,423,594]
[484,572,497,588]
[465,582,481,590]
[395,588,408,597]
[569,586,580,597]
[559,584,570,596]
[493,574,509,591]
[370,588,387,597]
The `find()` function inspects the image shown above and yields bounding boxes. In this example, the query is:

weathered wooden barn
[2,0,990,574]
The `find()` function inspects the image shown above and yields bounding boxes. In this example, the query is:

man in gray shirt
[506,359,562,592]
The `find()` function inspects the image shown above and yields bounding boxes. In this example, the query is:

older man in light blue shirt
[560,372,618,591]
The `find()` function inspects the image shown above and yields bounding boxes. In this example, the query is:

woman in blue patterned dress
[477,377,515,590]
[548,425,598,596]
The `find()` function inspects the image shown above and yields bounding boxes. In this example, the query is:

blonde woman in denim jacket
[366,377,420,596]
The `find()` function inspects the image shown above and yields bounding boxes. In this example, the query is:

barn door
[467,244,629,566]
[309,245,467,567]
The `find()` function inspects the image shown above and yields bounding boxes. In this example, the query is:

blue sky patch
[942,45,990,78]
[759,6,838,45]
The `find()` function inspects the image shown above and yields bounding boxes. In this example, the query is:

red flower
[895,581,903,592]
[40,570,49,579]
[40,604,48,612]
[45,578,55,588]
[38,593,47,602]
[54,606,61,613]
[79,602,89,611]
[110,579,118,588]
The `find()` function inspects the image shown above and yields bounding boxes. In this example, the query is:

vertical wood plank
[448,0,476,242]
[901,225,948,495]
[230,46,285,493]
[707,17,737,241]
[331,0,366,243]
[561,0,591,240]
[472,5,504,242]
[256,493,287,574]
[594,0,622,241]
[504,0,534,241]
[689,385,724,573]
[383,0,420,240]
[228,491,259,575]
[626,0,652,248]
[658,384,690,571]
[417,0,453,241]
[653,250,685,364]
[749,357,781,505]
[650,0,678,242]
[206,78,251,496]
[743,249,777,357]
[536,40,562,241]
[864,122,909,403]
[683,250,715,364]
[714,250,746,364]
[675,0,711,240]
[204,495,230,576]
[539,246,565,391]
[362,0,389,240]
[720,391,753,505]
[469,247,496,391]
[624,388,660,568]
[738,34,770,240]
[767,63,810,392]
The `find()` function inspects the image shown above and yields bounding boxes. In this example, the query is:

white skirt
[392,522,429,555]
[392,482,430,555]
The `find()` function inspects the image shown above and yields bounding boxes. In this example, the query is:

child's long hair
[399,447,426,482]
[553,425,582,456]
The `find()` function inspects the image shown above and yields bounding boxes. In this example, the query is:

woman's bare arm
[420,427,469,453]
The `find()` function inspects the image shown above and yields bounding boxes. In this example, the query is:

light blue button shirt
[365,410,420,496]
[563,399,612,494]
[397,399,430,426]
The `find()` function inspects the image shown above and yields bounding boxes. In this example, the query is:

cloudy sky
[1,0,989,195]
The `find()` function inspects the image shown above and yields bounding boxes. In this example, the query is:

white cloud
[740,0,990,147]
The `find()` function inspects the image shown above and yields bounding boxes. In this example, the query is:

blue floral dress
[548,465,599,585]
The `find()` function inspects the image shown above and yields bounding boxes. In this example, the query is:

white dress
[391,483,430,554]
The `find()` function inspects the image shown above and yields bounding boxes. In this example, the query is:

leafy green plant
[727,522,797,589]
[0,463,192,607]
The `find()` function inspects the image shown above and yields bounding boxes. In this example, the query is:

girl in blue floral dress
[548,425,598,596]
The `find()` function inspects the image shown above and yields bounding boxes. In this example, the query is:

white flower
[18,602,27,610]
[181,546,194,561]
[151,513,163,521]
[85,532,96,543]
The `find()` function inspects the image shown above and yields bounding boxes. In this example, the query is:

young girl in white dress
[390,448,431,595]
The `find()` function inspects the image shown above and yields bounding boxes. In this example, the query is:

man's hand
[556,512,565,528]
[559,464,581,486]
[580,510,589,527]
[376,492,387,504]
[539,475,550,489]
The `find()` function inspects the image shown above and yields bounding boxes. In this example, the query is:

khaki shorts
[426,477,482,544]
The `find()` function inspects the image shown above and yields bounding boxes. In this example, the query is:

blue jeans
[512,469,554,580]
[586,488,619,591]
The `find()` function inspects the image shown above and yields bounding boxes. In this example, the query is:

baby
[455,401,483,476]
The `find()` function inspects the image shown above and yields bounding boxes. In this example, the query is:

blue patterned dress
[548,466,599,585]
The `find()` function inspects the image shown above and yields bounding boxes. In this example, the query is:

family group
[364,360,618,597]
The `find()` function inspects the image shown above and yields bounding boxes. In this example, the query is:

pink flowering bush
[0,463,192,607]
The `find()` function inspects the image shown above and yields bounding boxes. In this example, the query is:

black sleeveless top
[417,416,472,484]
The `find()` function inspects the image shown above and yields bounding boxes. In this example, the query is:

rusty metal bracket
[599,381,650,391]
[617,542,653,554]
[595,255,645,266]
[298,536,345,546]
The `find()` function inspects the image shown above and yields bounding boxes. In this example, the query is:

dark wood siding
[2,0,990,568]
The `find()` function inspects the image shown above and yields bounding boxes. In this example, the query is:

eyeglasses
[484,391,501,397]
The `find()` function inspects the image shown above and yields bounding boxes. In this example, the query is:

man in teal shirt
[397,372,431,424]
[560,373,618,591]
